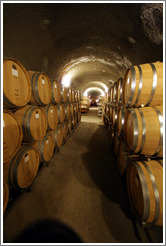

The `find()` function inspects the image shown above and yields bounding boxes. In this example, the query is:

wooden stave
[122,62,163,107]
[3,58,32,109]
[3,110,23,163]
[28,71,52,106]
[8,146,39,189]
[126,160,163,226]
[123,106,163,157]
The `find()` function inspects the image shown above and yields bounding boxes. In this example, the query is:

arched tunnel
[3,2,163,244]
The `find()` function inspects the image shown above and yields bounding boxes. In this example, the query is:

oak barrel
[8,146,39,189]
[58,103,65,123]
[127,159,163,226]
[15,105,47,142]
[28,71,51,106]
[3,181,9,213]
[124,106,163,157]
[53,124,64,149]
[30,132,55,162]
[3,58,31,108]
[3,111,23,163]
[44,104,58,130]
[51,80,61,104]
[122,62,163,107]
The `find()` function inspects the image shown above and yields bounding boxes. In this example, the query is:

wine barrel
[28,71,51,106]
[113,133,120,156]
[70,103,74,116]
[44,104,58,130]
[117,140,141,176]
[124,106,163,157]
[122,62,163,107]
[54,124,64,149]
[61,86,68,103]
[30,132,55,163]
[8,146,39,189]
[127,159,163,226]
[63,121,69,139]
[112,82,118,103]
[3,111,23,163]
[3,181,9,213]
[15,105,47,142]
[116,106,127,135]
[116,77,123,104]
[68,118,72,133]
[65,103,71,120]
[3,58,31,109]
[58,103,65,124]
[51,80,61,104]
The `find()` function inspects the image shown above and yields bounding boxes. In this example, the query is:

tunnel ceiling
[3,3,163,93]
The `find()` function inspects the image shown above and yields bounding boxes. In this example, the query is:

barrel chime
[103,62,163,226]
[3,58,81,213]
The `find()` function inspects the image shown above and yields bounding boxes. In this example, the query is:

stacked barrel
[3,58,81,213]
[103,61,163,226]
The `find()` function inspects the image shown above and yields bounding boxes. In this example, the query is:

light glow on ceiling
[61,73,71,87]
[84,87,105,97]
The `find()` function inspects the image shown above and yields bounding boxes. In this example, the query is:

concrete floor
[3,108,163,243]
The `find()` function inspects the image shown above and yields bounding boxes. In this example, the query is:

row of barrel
[103,61,163,227]
[3,58,82,213]
[3,105,81,213]
[3,58,81,109]
[105,61,163,107]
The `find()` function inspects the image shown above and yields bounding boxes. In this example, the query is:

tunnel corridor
[3,2,164,244]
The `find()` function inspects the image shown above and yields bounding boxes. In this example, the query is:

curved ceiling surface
[3,3,163,94]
